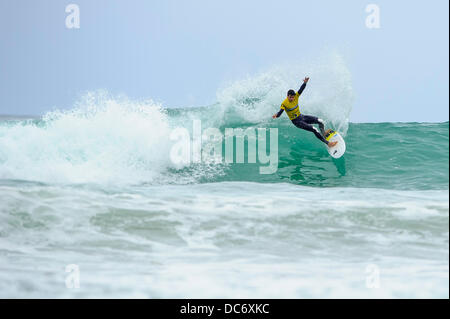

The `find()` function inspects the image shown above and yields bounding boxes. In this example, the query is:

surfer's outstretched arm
[298,77,309,95]
[272,108,284,118]
[298,83,306,96]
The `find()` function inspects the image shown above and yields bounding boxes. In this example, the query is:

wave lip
[215,52,354,133]
[0,93,174,185]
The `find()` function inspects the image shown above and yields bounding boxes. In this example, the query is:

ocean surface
[0,63,448,298]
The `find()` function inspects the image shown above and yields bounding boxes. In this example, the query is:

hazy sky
[0,0,448,122]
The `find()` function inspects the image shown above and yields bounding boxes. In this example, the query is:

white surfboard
[325,130,346,159]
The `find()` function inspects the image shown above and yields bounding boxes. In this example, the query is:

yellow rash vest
[275,82,307,120]
[280,93,301,120]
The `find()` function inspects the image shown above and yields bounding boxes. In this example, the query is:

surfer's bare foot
[328,141,338,147]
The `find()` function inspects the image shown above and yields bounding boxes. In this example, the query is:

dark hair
[287,89,296,96]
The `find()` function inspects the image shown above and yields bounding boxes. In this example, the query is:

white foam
[215,51,354,134]
[0,92,174,185]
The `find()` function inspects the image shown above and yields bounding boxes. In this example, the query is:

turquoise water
[210,121,449,190]
[3,114,446,190]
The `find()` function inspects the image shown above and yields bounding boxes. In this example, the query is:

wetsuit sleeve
[298,83,306,96]
[276,105,285,117]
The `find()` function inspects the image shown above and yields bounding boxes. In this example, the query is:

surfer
[272,77,338,147]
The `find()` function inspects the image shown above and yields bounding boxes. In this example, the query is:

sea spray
[215,52,354,133]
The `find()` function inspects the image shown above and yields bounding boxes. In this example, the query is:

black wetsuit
[291,115,327,144]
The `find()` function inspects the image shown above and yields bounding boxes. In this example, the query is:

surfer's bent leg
[301,115,326,136]
[292,118,329,145]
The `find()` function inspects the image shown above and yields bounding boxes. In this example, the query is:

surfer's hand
[328,141,338,148]
[272,114,277,119]
[303,77,310,83]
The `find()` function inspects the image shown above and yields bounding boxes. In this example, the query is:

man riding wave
[272,77,338,147]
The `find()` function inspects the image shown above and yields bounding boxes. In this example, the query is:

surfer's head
[287,90,296,102]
